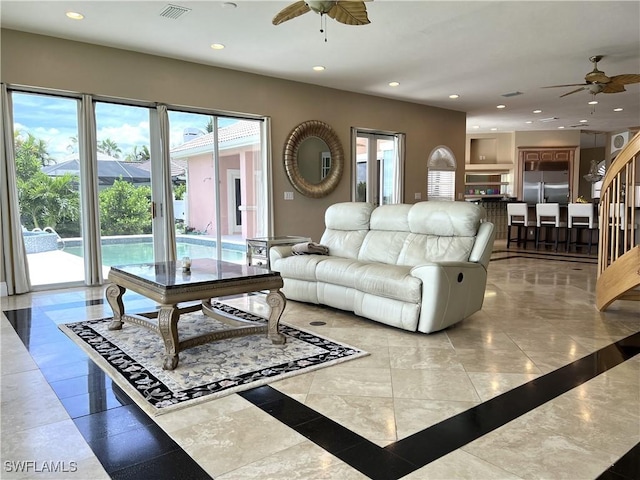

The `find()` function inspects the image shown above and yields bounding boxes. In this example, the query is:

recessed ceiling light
[490,127,498,131]
[496,104,506,109]
[312,65,325,71]
[533,109,542,114]
[472,125,480,129]
[388,81,400,87]
[210,43,225,50]
[588,100,598,105]
[579,119,588,123]
[525,121,533,124]
[66,11,84,20]
[449,94,459,99]
[558,126,565,129]
[613,107,624,112]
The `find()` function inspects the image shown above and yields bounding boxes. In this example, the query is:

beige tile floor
[1,246,639,479]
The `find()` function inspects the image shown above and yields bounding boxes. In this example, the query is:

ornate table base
[105,260,287,370]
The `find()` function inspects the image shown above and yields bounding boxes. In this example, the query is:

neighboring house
[170,120,261,238]
[42,152,151,190]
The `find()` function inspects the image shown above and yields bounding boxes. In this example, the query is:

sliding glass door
[94,101,154,270]
[8,87,271,290]
[168,111,267,263]
[12,92,84,287]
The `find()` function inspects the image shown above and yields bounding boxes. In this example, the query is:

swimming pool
[64,241,245,266]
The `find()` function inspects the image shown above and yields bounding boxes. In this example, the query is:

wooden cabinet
[521,149,573,164]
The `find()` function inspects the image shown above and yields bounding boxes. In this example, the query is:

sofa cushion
[369,204,412,231]
[325,202,375,230]
[408,201,483,237]
[397,233,475,265]
[358,230,410,264]
[319,202,375,259]
[270,254,326,281]
[355,263,422,304]
[316,258,421,304]
[315,257,362,288]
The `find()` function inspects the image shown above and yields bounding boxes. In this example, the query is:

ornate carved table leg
[266,289,286,345]
[158,305,180,370]
[106,283,126,331]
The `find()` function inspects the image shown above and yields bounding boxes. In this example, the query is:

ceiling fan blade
[559,87,587,98]
[273,1,310,25]
[609,74,640,85]
[542,83,588,89]
[327,1,370,25]
[601,83,626,94]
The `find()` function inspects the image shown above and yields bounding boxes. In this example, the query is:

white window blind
[427,170,455,200]
[427,146,457,201]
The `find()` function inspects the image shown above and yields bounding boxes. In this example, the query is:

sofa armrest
[410,262,488,333]
[269,245,294,265]
[410,261,483,280]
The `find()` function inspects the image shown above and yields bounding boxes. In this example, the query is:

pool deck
[27,234,248,288]
[27,250,109,286]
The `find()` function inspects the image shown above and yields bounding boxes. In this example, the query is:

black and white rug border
[59,304,368,416]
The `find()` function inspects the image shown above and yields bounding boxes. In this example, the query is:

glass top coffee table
[105,259,286,370]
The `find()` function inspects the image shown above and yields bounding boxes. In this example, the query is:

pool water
[64,242,245,266]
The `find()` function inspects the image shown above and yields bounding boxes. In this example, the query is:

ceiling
[2,1,639,143]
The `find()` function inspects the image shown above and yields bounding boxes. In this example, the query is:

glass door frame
[351,128,405,205]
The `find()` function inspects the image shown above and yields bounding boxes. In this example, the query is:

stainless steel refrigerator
[523,170,569,204]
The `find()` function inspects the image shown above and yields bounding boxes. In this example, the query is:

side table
[246,236,311,269]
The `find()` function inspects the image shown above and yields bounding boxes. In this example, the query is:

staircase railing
[596,131,640,311]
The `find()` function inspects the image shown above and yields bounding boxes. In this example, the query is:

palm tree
[66,135,78,154]
[14,131,79,231]
[98,138,122,158]
[124,145,150,162]
[15,131,54,166]
[205,118,213,133]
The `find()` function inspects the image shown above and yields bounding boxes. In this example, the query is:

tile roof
[170,120,259,154]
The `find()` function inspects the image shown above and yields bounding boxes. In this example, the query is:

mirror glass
[297,137,330,185]
[283,120,343,198]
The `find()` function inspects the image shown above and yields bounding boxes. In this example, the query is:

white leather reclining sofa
[270,201,496,333]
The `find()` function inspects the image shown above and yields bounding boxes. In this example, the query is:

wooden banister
[596,131,640,311]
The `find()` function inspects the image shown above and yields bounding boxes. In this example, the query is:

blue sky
[12,92,235,162]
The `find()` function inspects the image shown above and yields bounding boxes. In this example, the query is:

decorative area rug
[59,304,367,416]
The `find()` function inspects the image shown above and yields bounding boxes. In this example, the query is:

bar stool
[507,203,535,248]
[567,203,597,254]
[536,203,567,252]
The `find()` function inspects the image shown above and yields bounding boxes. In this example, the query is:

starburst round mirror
[283,120,344,198]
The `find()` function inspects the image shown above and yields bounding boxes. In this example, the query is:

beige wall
[1,29,466,241]
[465,132,516,165]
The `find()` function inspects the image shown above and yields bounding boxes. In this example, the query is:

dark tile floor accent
[4,304,212,480]
[241,332,640,480]
[3,298,639,480]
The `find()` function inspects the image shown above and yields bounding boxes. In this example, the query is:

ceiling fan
[543,55,640,98]
[272,1,371,31]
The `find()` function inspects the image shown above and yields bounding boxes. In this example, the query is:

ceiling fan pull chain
[320,13,328,42]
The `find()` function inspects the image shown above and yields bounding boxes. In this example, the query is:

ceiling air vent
[159,4,191,19]
[539,117,559,123]
[501,91,523,98]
